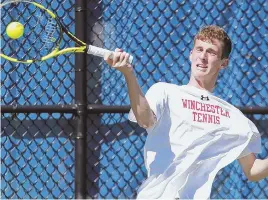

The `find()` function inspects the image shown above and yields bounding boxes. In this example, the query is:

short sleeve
[128,82,168,125]
[237,119,262,159]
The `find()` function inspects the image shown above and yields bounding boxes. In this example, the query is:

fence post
[75,0,87,198]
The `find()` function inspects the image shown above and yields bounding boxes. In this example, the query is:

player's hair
[194,25,232,59]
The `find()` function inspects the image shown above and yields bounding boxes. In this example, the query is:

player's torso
[165,85,247,151]
[141,84,253,198]
[144,84,248,176]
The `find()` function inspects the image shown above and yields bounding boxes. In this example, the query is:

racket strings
[1,1,61,61]
[43,18,58,50]
[24,4,58,54]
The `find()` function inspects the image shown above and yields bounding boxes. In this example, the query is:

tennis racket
[0,0,133,64]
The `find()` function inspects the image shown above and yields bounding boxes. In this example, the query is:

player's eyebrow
[195,46,218,52]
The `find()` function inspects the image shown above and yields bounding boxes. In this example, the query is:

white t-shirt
[128,82,261,199]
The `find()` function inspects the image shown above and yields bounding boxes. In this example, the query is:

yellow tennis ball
[6,22,24,39]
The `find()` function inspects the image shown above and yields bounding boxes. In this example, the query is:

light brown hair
[194,25,232,59]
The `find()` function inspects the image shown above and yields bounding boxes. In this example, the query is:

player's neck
[187,76,216,92]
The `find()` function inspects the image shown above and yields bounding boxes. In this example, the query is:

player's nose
[199,51,208,61]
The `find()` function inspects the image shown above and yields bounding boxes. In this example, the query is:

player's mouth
[196,64,208,69]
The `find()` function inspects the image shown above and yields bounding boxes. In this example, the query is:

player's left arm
[239,153,268,181]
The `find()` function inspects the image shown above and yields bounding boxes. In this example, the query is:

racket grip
[87,45,133,64]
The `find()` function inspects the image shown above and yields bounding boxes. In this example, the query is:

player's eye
[196,47,202,52]
[209,51,217,56]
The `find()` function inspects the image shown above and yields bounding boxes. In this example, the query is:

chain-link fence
[1,0,268,199]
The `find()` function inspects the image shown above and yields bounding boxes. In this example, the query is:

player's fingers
[120,53,132,68]
[104,52,113,63]
[119,52,126,63]
[123,53,132,67]
[115,48,123,53]
[105,48,123,66]
[112,51,121,66]
[113,48,123,66]
[104,52,117,67]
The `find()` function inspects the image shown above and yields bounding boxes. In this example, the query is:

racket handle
[87,45,133,64]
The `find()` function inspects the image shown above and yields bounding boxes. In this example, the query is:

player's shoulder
[149,82,183,91]
[146,82,184,102]
[214,96,241,112]
[150,81,177,87]
[216,97,248,120]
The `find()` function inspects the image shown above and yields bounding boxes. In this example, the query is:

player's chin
[192,69,209,77]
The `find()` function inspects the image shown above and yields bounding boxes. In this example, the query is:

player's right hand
[104,48,133,74]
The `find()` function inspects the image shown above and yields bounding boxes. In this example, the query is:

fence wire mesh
[1,0,268,199]
[1,113,75,199]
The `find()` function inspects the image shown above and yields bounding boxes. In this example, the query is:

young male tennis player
[104,25,268,199]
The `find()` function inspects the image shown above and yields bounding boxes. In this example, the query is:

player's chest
[167,93,233,129]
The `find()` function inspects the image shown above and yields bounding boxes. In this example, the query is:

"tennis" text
[181,99,230,124]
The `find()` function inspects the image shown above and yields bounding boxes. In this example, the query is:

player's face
[189,39,227,80]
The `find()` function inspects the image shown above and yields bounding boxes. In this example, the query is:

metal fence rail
[1,0,268,199]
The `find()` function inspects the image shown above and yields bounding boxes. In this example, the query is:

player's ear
[220,58,229,69]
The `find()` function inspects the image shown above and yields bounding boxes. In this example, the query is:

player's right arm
[104,49,156,128]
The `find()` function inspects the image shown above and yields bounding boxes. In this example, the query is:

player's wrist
[121,67,134,76]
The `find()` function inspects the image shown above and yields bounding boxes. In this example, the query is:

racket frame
[1,0,133,64]
[1,1,88,63]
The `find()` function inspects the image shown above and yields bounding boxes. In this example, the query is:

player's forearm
[123,71,155,128]
[104,50,155,128]
[249,158,268,181]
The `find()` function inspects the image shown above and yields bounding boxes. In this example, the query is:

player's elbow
[136,110,156,129]
[245,159,268,182]
[137,114,156,129]
[137,119,155,129]
[246,171,264,182]
[246,174,259,182]
[243,168,259,182]
[247,176,262,182]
